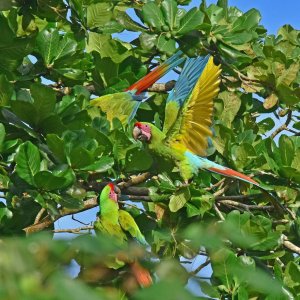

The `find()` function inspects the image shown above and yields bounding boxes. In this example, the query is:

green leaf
[141,2,165,30]
[0,123,5,152]
[139,32,157,50]
[161,0,178,30]
[169,187,190,212]
[231,9,261,32]
[284,261,300,289]
[46,134,67,163]
[279,135,295,166]
[176,8,204,35]
[58,194,84,209]
[87,2,113,29]
[69,147,93,169]
[218,91,241,127]
[81,156,114,172]
[36,28,60,66]
[34,171,71,191]
[156,34,176,54]
[31,83,56,124]
[0,74,13,106]
[0,203,12,223]
[125,148,153,172]
[0,0,16,10]
[116,11,147,32]
[15,141,41,186]
[87,33,131,63]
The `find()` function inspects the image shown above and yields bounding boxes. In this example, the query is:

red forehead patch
[134,122,142,128]
[108,183,114,190]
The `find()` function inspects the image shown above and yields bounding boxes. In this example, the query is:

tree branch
[282,235,300,255]
[53,226,94,234]
[190,258,211,276]
[217,200,273,211]
[270,110,292,139]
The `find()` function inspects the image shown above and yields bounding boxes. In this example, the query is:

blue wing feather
[166,55,210,107]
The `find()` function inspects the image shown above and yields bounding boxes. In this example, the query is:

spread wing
[90,92,137,126]
[164,56,221,156]
[163,56,210,136]
[90,51,185,126]
[118,210,147,246]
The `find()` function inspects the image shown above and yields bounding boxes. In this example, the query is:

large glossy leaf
[141,2,165,30]
[0,74,13,106]
[15,141,41,186]
[176,8,204,35]
[161,0,178,30]
[87,2,113,29]
[87,33,131,63]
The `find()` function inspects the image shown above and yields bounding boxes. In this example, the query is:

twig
[123,195,151,202]
[34,208,46,224]
[282,235,300,255]
[270,110,292,139]
[213,184,230,197]
[205,178,225,191]
[214,203,225,220]
[190,258,211,276]
[217,200,273,211]
[215,194,263,201]
[53,226,94,234]
[118,201,157,222]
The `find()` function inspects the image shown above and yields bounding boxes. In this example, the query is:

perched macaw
[94,183,152,287]
[132,55,283,207]
[90,51,185,126]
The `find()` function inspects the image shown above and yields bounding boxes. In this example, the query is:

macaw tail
[130,261,152,287]
[126,50,185,94]
[185,152,285,212]
[207,166,258,185]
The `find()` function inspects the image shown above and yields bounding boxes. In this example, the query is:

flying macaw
[94,183,152,287]
[132,55,284,209]
[90,51,185,126]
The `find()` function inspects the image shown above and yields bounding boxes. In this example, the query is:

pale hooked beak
[133,126,141,140]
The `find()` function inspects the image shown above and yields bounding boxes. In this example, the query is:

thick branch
[282,235,300,255]
[147,80,176,92]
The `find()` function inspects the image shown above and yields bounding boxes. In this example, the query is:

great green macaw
[90,51,185,126]
[94,183,152,287]
[132,55,284,208]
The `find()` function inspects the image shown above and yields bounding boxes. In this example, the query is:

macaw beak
[133,126,141,140]
[133,126,151,142]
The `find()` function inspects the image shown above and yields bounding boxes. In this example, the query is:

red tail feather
[125,64,167,95]
[130,261,152,287]
[209,167,258,185]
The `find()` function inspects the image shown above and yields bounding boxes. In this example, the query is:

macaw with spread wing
[90,51,185,126]
[132,56,284,208]
[94,183,152,287]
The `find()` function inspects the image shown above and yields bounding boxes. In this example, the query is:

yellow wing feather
[168,57,221,155]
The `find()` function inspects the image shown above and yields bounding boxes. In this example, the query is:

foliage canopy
[0,0,299,299]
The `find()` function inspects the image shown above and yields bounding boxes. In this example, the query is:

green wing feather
[90,92,136,127]
[118,210,147,246]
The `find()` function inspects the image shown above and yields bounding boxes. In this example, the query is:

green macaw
[90,51,185,127]
[132,56,284,209]
[94,183,152,287]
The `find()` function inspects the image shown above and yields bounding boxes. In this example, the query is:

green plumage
[94,185,147,246]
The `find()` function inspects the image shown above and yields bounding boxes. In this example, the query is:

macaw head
[107,182,118,202]
[133,122,152,142]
